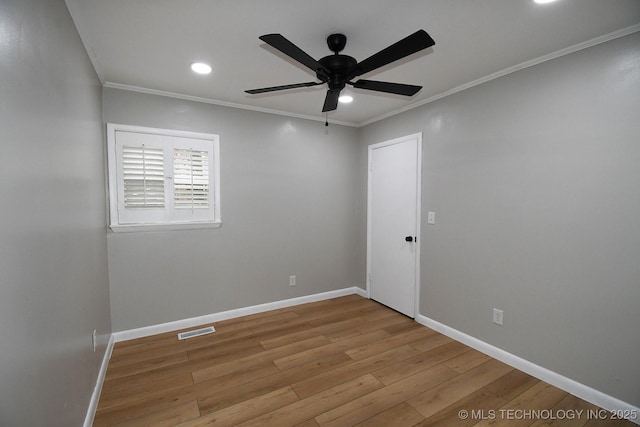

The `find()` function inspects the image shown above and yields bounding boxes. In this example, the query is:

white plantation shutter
[173,149,210,209]
[169,138,216,223]
[108,124,220,230]
[122,145,165,208]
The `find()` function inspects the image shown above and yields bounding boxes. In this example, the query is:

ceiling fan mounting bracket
[326,33,347,54]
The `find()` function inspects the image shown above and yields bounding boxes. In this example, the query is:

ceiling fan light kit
[190,62,212,74]
[246,30,435,113]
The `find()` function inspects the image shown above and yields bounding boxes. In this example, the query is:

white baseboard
[113,286,366,343]
[84,287,365,425]
[83,333,115,427]
[416,314,640,425]
[352,286,368,298]
[88,290,639,426]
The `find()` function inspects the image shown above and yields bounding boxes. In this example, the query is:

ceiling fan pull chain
[325,112,329,127]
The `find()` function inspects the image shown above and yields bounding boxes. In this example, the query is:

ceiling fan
[245,30,435,112]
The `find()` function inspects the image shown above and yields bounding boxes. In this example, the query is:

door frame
[366,132,423,318]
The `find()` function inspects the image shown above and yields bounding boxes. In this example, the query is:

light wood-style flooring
[94,295,635,426]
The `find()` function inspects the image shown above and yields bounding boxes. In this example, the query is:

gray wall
[0,1,111,426]
[359,33,640,406]
[103,88,365,331]
[4,3,632,422]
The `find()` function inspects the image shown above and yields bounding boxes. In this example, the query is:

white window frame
[107,123,221,232]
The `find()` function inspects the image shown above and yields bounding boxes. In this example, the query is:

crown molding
[360,23,640,127]
[98,24,639,128]
[102,82,359,127]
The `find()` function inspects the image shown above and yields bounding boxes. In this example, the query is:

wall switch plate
[289,275,296,286]
[427,212,436,224]
[492,308,504,326]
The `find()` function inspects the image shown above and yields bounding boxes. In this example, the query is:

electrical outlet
[289,275,296,286]
[92,329,97,352]
[492,308,504,326]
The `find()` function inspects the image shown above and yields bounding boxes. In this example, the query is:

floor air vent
[178,326,216,340]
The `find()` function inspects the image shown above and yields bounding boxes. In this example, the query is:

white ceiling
[65,0,640,127]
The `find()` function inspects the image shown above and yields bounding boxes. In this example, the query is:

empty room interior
[1,0,639,426]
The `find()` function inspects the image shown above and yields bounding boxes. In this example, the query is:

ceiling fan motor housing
[317,34,357,90]
[318,54,357,89]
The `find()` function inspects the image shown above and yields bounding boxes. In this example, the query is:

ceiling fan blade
[322,89,341,112]
[351,80,422,96]
[259,34,330,76]
[348,30,435,79]
[245,81,322,94]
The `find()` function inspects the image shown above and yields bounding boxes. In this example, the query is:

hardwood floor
[94,295,635,426]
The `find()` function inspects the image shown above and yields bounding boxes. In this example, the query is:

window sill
[109,221,222,233]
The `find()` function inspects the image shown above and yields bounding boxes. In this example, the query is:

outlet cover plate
[493,308,504,326]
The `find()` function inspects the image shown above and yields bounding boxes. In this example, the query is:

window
[107,124,221,231]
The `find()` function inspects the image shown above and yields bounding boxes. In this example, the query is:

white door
[367,134,421,317]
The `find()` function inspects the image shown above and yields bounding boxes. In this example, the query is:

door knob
[405,236,414,242]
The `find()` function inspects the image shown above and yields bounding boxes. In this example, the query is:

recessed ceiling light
[338,94,353,104]
[190,62,212,75]
[533,0,557,4]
